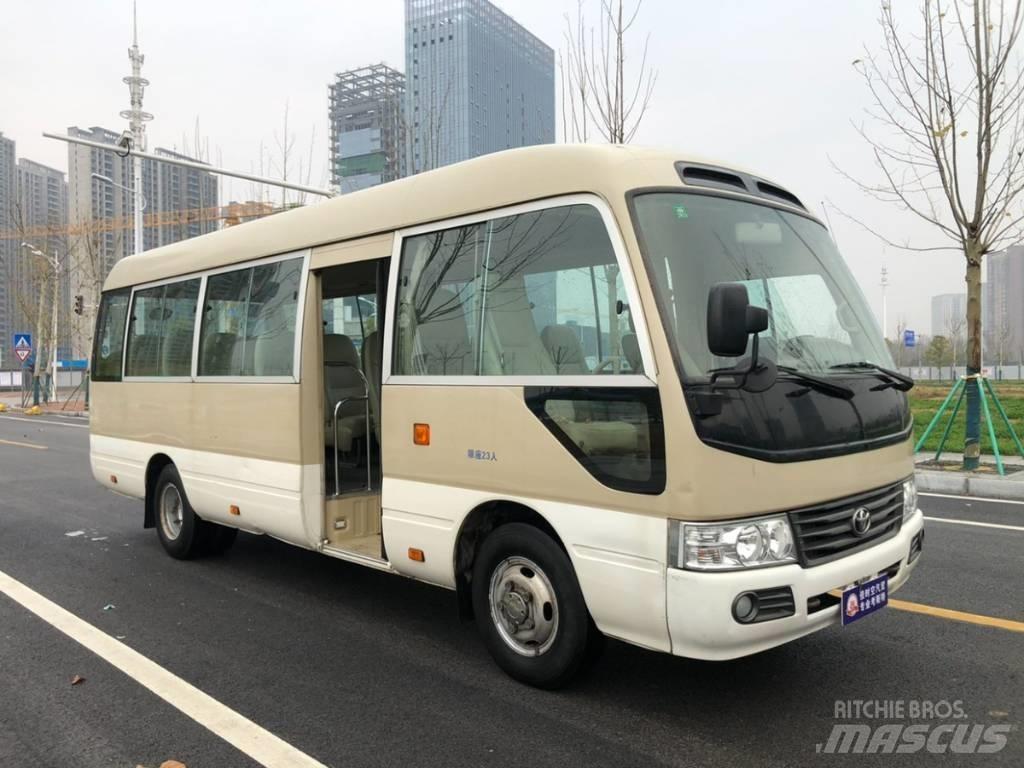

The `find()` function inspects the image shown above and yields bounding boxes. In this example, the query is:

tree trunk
[963,252,983,469]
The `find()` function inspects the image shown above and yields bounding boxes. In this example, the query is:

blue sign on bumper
[841,574,889,626]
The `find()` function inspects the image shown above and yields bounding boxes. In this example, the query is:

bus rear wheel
[154,464,235,559]
[471,522,601,689]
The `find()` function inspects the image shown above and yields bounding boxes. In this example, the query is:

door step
[321,543,394,574]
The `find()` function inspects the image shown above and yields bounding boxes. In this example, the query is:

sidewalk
[915,451,1024,501]
[0,390,88,417]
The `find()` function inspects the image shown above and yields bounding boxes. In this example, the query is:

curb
[915,469,1024,501]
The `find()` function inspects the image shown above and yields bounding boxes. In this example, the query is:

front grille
[789,482,904,567]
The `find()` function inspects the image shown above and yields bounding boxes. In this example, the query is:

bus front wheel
[471,522,602,689]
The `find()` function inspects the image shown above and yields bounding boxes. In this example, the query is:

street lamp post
[92,172,147,254]
[22,243,62,404]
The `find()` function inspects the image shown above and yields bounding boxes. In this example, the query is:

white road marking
[0,415,89,429]
[923,516,1024,532]
[0,568,327,768]
[920,491,1024,506]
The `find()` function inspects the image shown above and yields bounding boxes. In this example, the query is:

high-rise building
[930,293,966,338]
[405,0,555,174]
[67,126,219,290]
[152,147,219,244]
[16,159,69,357]
[329,64,406,193]
[66,126,218,356]
[984,245,1024,362]
[0,133,15,367]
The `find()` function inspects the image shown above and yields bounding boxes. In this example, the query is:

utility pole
[120,1,151,255]
[880,265,889,341]
[49,249,60,402]
[31,265,46,406]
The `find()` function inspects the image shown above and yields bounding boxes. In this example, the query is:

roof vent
[755,181,805,210]
[677,164,747,193]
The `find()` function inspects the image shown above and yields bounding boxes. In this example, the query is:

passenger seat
[324,333,368,452]
[541,325,589,375]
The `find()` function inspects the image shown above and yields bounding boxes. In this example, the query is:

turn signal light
[413,423,430,445]
[408,547,425,562]
[109,474,118,484]
[229,505,240,516]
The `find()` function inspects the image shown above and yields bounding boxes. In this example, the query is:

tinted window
[198,258,303,377]
[393,204,639,376]
[124,279,200,377]
[91,289,130,381]
[525,386,665,494]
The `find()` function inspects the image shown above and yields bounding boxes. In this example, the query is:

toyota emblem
[851,507,872,536]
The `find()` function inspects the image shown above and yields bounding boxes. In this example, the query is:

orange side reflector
[413,423,431,445]
[408,547,425,562]
[109,474,117,485]
[229,505,241,516]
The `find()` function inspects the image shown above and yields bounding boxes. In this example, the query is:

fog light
[732,592,759,623]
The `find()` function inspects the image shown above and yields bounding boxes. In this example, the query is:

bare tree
[893,317,908,367]
[561,0,657,143]
[841,1,1024,468]
[944,308,966,374]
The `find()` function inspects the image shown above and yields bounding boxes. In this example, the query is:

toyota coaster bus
[89,145,924,688]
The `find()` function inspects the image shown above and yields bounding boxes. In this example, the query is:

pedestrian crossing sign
[13,333,32,363]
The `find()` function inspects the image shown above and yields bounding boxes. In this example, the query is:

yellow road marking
[0,437,47,451]
[889,598,1024,633]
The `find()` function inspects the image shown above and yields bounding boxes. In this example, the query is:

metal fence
[0,370,86,390]
[898,366,1024,381]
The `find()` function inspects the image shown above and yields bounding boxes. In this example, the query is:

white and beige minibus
[90,145,924,688]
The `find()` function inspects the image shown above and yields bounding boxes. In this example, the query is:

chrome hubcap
[488,556,559,657]
[159,484,184,541]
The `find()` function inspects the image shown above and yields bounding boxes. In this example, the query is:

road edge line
[0,568,326,768]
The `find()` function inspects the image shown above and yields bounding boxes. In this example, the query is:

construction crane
[0,201,278,243]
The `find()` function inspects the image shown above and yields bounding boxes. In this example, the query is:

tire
[153,464,212,560]
[471,523,601,689]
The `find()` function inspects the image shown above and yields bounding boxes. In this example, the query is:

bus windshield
[631,192,892,379]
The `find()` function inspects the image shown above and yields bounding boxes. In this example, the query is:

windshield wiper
[829,362,914,391]
[776,365,855,400]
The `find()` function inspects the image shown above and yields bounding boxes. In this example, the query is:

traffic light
[73,294,84,315]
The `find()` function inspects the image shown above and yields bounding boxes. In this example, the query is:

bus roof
[103,144,808,290]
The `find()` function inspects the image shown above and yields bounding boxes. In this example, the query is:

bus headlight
[670,516,797,571]
[903,477,918,520]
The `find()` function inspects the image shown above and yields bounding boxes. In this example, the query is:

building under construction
[328,64,406,194]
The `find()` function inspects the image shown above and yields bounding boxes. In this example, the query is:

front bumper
[666,509,925,659]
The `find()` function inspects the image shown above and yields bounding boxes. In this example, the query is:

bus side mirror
[707,283,767,357]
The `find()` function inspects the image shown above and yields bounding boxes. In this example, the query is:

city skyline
[0,1,1020,339]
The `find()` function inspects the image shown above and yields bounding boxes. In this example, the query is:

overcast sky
[0,0,983,336]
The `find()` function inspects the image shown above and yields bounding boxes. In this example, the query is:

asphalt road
[1,414,1021,768]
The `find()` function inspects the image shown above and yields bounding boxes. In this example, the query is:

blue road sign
[903,329,916,348]
[12,333,32,363]
[57,359,88,370]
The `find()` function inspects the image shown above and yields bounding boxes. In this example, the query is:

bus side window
[124,279,200,378]
[198,257,303,378]
[91,288,131,382]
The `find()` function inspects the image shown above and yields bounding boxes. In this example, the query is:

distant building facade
[0,133,15,366]
[930,293,966,337]
[405,0,555,174]
[329,64,406,193]
[16,159,69,358]
[66,126,218,357]
[67,126,218,294]
[984,245,1024,363]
